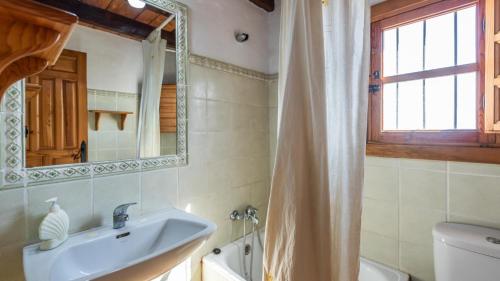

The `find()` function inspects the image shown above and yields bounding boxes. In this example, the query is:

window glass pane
[425,13,455,70]
[457,72,476,129]
[383,83,397,130]
[425,76,455,129]
[398,22,424,74]
[383,29,398,77]
[398,80,424,130]
[457,6,476,65]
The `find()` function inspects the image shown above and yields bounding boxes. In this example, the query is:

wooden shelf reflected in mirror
[89,110,133,131]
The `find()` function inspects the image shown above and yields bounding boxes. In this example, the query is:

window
[382,6,477,131]
[368,0,500,164]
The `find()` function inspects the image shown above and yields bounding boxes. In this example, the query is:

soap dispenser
[38,197,69,251]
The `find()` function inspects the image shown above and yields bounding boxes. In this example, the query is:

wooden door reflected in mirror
[25,50,88,168]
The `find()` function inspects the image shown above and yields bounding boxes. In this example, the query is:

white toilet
[433,222,500,281]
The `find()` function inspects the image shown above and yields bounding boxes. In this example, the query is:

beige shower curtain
[138,29,166,158]
[264,0,370,280]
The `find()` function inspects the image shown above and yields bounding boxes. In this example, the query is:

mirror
[21,0,186,168]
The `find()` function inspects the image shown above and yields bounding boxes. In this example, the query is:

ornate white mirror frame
[0,0,188,188]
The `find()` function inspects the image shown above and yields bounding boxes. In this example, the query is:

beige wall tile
[360,230,399,268]
[231,103,253,131]
[87,92,97,110]
[250,180,270,209]
[400,159,446,171]
[206,100,231,132]
[449,161,500,176]
[178,163,209,199]
[27,180,93,239]
[448,213,500,229]
[93,174,141,225]
[227,156,268,188]
[205,160,231,194]
[88,129,98,150]
[188,98,207,132]
[365,156,399,167]
[362,198,398,238]
[187,131,208,165]
[115,149,136,160]
[141,169,178,214]
[400,206,445,245]
[116,131,137,149]
[399,242,435,281]
[205,132,232,161]
[116,94,138,112]
[363,165,398,202]
[95,150,117,161]
[0,189,25,247]
[96,131,117,149]
[449,174,500,225]
[95,93,116,111]
[206,68,235,102]
[268,79,278,107]
[189,64,207,99]
[121,114,137,132]
[400,169,446,210]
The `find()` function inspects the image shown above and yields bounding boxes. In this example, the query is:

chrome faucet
[113,203,137,229]
[245,205,259,225]
[230,210,244,221]
[230,205,259,224]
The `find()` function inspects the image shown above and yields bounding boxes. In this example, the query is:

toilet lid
[433,223,500,259]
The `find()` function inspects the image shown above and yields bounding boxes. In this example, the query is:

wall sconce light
[235,32,249,43]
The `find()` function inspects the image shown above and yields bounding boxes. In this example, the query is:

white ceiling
[370,0,386,5]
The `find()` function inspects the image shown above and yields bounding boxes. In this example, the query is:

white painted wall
[65,25,143,93]
[67,1,282,79]
[267,0,281,74]
[177,0,280,74]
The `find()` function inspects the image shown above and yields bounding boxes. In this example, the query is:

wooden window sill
[367,142,500,164]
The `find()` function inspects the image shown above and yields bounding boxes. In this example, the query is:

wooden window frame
[367,0,500,164]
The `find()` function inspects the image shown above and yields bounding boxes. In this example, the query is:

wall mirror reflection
[24,0,181,168]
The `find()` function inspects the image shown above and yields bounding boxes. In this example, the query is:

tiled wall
[361,156,500,281]
[268,79,278,174]
[0,60,274,281]
[87,89,139,161]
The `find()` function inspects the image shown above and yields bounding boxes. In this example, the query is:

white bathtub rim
[203,229,409,281]
[203,253,246,281]
[360,257,410,281]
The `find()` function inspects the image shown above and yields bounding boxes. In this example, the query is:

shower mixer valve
[230,210,244,221]
[229,206,259,225]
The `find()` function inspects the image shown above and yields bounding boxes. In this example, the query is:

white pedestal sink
[23,209,217,281]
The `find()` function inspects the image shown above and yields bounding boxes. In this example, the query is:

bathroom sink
[23,209,217,281]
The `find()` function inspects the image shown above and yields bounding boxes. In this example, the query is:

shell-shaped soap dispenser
[38,197,69,251]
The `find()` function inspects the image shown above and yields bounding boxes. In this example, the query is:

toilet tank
[433,223,500,281]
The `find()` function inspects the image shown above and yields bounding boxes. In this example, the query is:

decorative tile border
[1,81,25,187]
[88,89,140,99]
[189,54,278,81]
[27,164,92,184]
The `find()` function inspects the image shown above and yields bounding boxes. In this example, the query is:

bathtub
[203,230,409,281]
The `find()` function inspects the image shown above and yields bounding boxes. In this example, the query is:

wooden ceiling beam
[34,0,176,47]
[249,0,275,12]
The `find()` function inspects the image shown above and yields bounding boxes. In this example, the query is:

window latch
[369,84,381,93]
